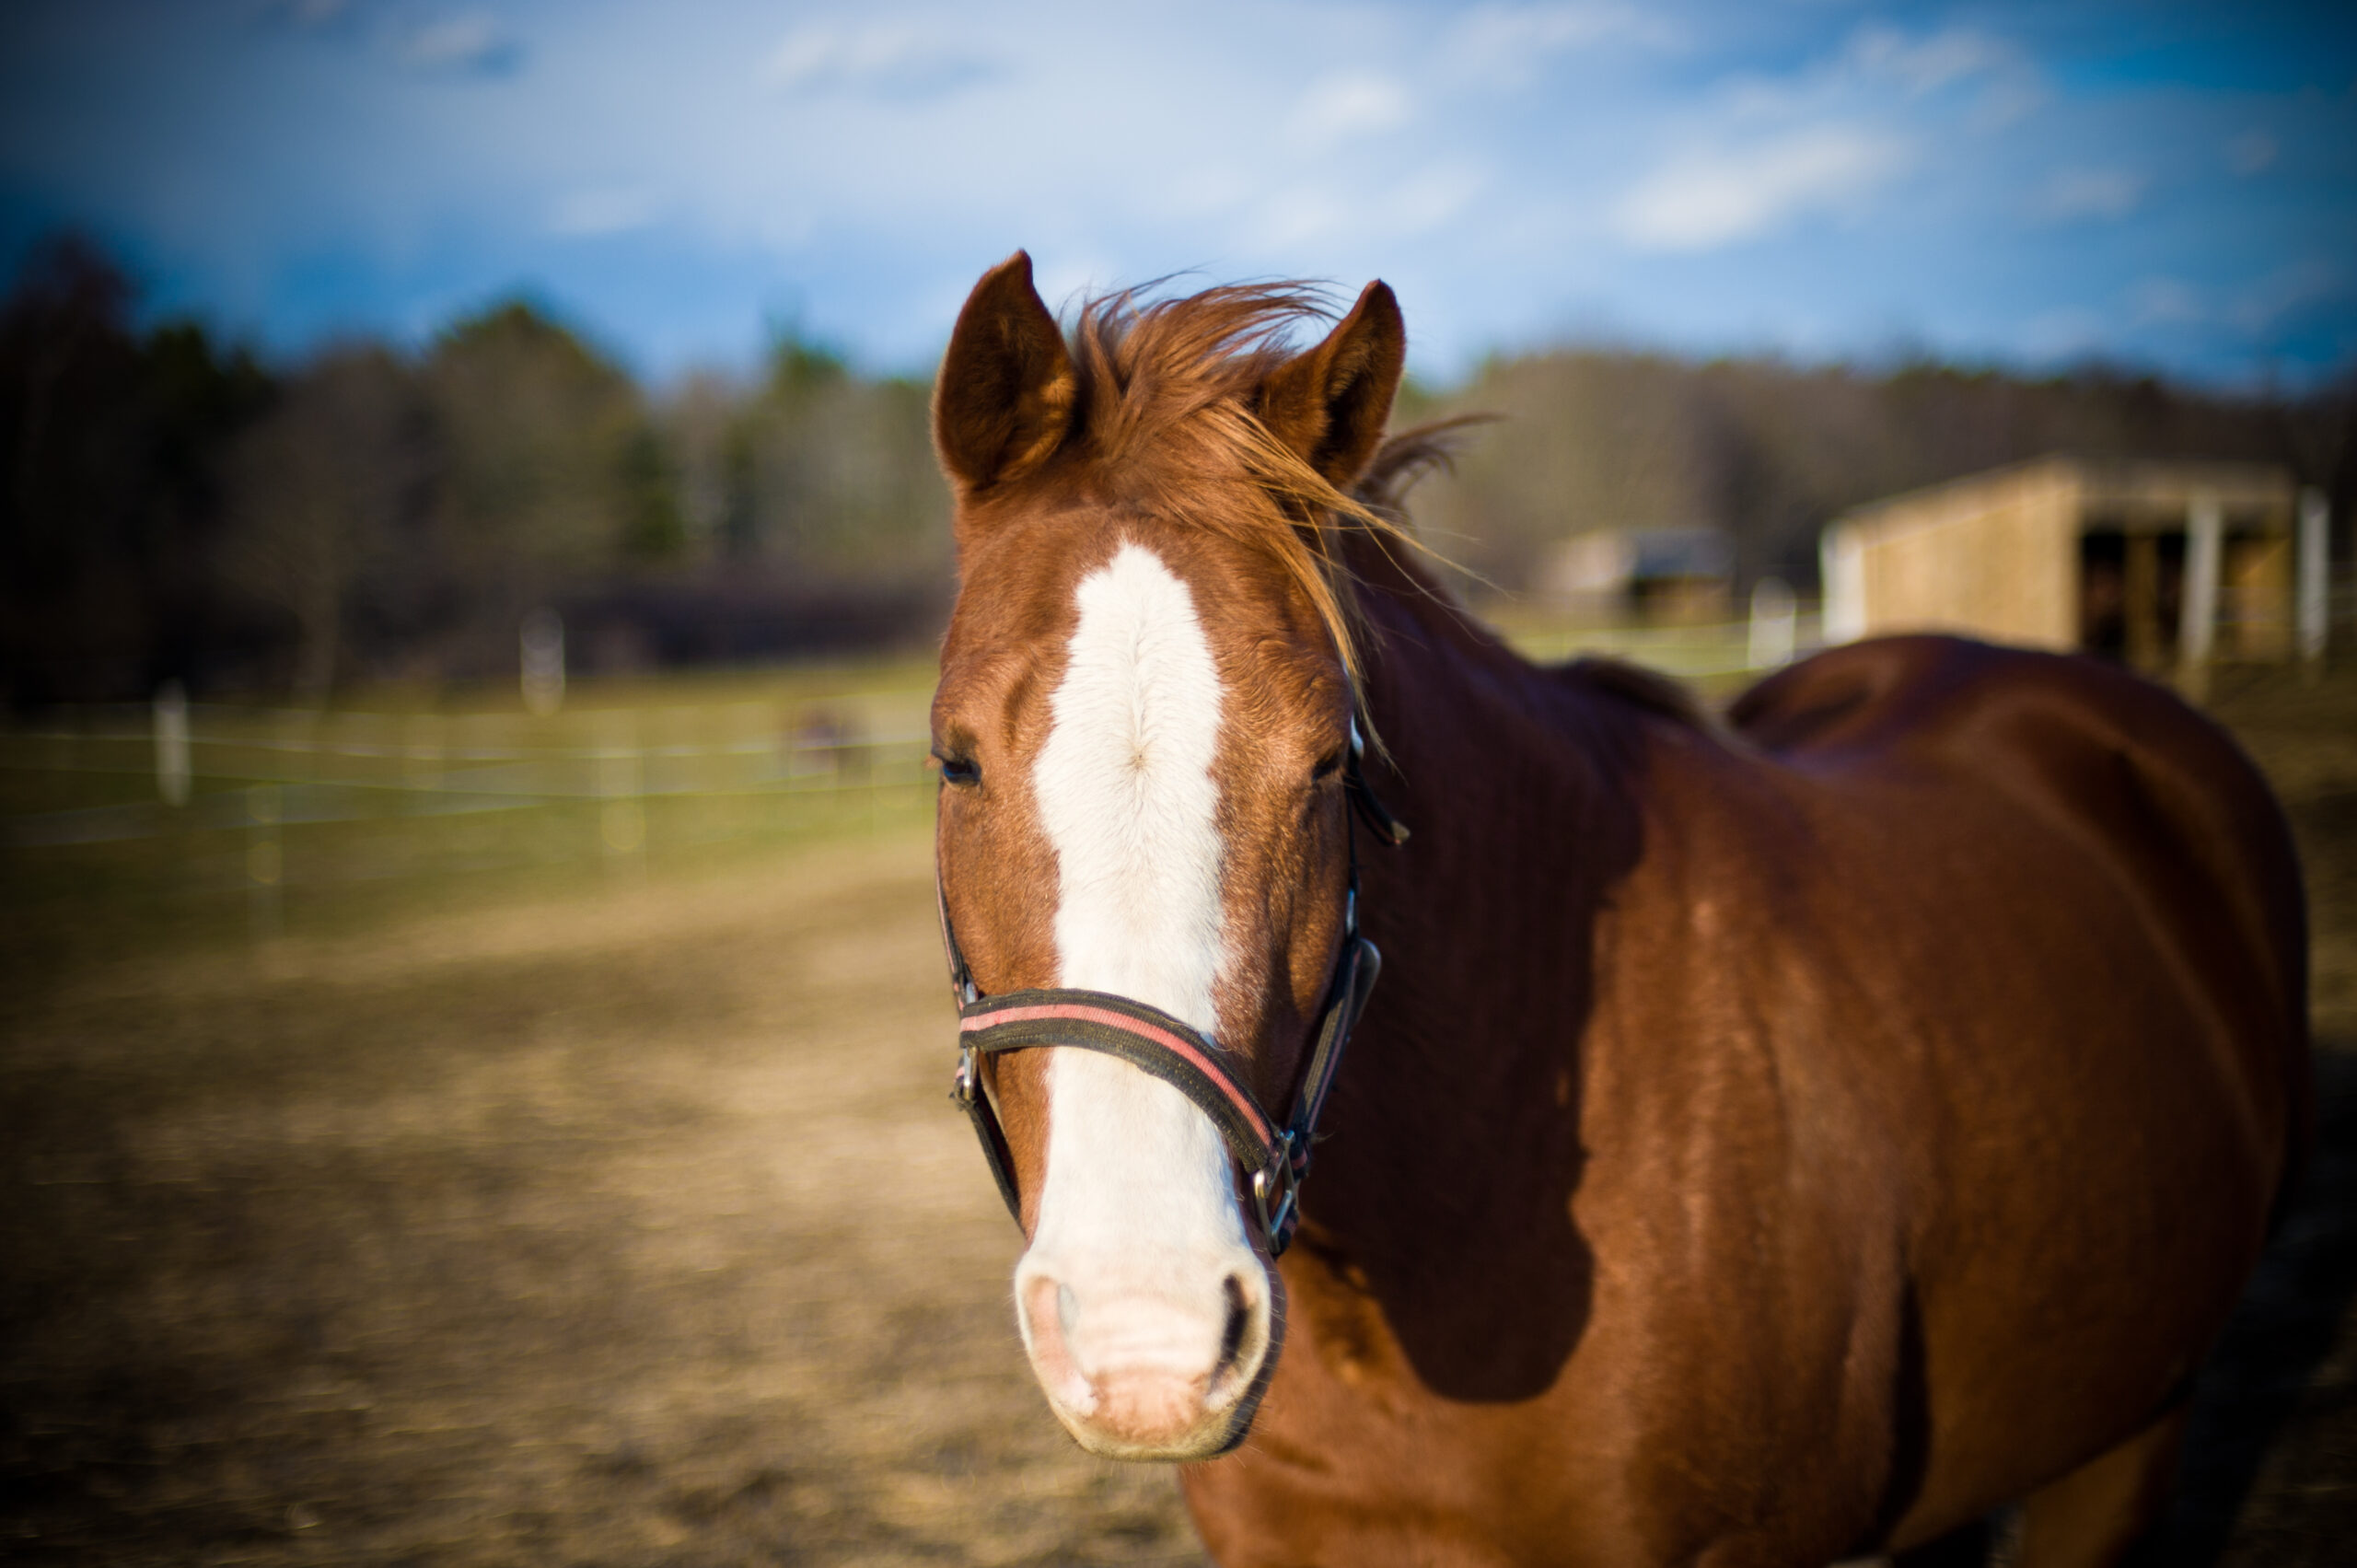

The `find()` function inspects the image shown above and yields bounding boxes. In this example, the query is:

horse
[923,252,2310,1567]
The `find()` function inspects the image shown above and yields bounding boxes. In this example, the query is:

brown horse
[924,252,2310,1567]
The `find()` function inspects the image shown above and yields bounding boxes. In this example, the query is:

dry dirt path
[2,830,1206,1566]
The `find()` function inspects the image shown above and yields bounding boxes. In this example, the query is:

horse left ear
[934,250,1079,496]
[1257,280,1406,489]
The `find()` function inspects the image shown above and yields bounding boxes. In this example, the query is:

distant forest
[5,233,2351,705]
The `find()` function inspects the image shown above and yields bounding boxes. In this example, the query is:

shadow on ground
[2148,1042,2357,1566]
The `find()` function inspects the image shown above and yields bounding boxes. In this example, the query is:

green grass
[1,661,948,979]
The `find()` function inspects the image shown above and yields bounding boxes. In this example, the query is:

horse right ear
[933,251,1077,497]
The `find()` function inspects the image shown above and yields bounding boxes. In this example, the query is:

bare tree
[220,349,416,702]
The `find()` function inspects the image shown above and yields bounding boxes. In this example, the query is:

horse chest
[1178,1205,1895,1568]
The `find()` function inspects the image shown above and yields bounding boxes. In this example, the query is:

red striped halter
[940,714,1408,1257]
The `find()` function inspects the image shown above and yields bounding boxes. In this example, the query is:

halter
[939,713,1408,1257]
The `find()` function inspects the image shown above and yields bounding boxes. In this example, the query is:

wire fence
[6,699,934,846]
[41,592,2350,928]
[0,685,942,934]
[5,621,1804,934]
[5,621,1790,838]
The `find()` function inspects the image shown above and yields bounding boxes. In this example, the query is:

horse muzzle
[1013,1247,1284,1459]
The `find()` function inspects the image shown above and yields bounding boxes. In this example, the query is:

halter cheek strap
[940,715,1405,1257]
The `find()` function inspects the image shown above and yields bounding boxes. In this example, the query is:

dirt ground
[3,664,2354,1567]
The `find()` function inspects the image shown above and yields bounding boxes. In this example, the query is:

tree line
[3,234,2349,705]
[0,237,949,705]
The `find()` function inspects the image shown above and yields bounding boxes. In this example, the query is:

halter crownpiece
[938,706,1406,1257]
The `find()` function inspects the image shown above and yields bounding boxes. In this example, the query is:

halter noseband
[939,713,1408,1257]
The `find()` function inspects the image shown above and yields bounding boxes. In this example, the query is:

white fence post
[1819,528,1866,645]
[2298,486,2329,668]
[153,681,191,807]
[521,609,565,716]
[2180,491,2223,692]
[598,709,646,873]
[1747,578,1797,671]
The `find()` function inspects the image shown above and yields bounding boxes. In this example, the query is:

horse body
[923,253,2308,1566]
[1185,555,2307,1565]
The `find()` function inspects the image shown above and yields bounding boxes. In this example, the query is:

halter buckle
[950,1043,981,1109]
[1249,1132,1302,1250]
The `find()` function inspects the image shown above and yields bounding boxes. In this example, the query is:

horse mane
[1351,419,1709,731]
[1562,656,1713,728]
[1057,286,1708,733]
[1352,416,1493,519]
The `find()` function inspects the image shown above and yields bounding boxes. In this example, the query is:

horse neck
[1335,522,1653,1137]
[1341,528,1638,894]
[1295,532,1647,1355]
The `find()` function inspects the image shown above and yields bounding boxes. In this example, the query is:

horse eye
[1310,748,1344,783]
[937,754,981,786]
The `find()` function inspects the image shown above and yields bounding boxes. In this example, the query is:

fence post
[522,609,565,716]
[2298,486,2329,672]
[1819,528,1867,645]
[1747,578,1797,671]
[598,709,646,876]
[2179,490,2223,699]
[153,681,191,807]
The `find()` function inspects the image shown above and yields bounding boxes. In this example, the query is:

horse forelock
[972,281,1434,696]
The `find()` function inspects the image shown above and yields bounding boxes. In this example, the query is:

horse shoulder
[1717,635,2308,1543]
[1561,723,1918,1561]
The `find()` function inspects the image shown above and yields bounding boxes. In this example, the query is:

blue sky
[2,0,2351,388]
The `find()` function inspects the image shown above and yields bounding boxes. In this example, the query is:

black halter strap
[939,713,1406,1256]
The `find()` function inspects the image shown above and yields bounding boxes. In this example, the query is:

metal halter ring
[1249,1132,1303,1248]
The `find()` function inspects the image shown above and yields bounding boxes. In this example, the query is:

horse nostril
[1214,1272,1251,1380]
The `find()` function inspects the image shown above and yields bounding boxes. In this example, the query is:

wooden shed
[1820,455,2330,674]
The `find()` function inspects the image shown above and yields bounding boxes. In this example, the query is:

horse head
[926,251,1404,1459]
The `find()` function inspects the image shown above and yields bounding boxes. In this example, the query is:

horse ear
[933,250,1078,495]
[1257,280,1405,490]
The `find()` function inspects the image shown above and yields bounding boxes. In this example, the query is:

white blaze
[1020,540,1251,1400]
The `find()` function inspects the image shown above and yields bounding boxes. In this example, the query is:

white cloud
[2036,167,2146,222]
[398,14,522,75]
[2226,259,2344,332]
[1612,126,1910,251]
[2129,276,2203,325]
[1964,75,2049,133]
[764,23,993,99]
[1835,23,2046,130]
[2017,306,2108,362]
[1287,72,1412,150]
[1252,186,1352,250]
[1446,2,1682,87]
[22,0,2344,383]
[1848,24,2013,95]
[1386,164,1486,236]
[548,188,659,238]
[2226,130,2278,176]
[2108,263,2344,345]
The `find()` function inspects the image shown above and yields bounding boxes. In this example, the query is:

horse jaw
[1011,540,1279,1460]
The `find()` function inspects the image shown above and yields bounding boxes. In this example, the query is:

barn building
[1819,456,2331,677]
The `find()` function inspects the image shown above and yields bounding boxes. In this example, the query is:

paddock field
[2,660,2353,1566]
